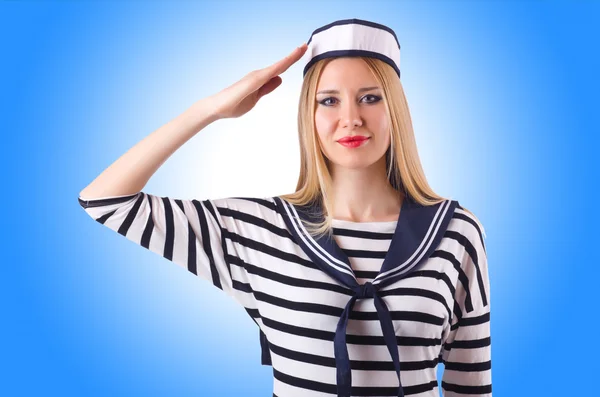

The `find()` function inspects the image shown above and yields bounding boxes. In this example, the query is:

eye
[362,94,381,103]
[318,97,338,106]
[317,95,382,107]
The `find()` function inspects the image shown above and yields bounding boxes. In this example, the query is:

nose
[340,100,363,129]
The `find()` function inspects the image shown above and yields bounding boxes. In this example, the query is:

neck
[329,157,404,222]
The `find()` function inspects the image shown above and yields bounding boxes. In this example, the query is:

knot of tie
[355,281,375,299]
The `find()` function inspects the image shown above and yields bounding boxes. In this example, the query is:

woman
[79,18,491,397]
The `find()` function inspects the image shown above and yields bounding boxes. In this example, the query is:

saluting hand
[211,43,308,120]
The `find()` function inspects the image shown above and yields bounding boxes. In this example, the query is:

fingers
[267,43,308,77]
[242,43,307,94]
[281,43,308,71]
[258,76,282,98]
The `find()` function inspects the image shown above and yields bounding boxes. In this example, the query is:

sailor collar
[260,195,459,397]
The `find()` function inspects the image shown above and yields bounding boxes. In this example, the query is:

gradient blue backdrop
[2,0,598,396]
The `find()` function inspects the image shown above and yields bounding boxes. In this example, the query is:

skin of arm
[79,96,220,200]
[79,44,307,200]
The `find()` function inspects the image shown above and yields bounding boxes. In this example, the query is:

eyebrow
[316,86,381,95]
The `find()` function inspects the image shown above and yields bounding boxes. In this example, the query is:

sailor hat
[302,18,401,78]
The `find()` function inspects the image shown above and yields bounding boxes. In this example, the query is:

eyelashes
[317,95,382,107]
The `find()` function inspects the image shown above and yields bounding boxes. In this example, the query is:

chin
[329,157,380,171]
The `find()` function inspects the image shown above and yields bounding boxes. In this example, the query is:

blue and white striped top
[78,192,492,397]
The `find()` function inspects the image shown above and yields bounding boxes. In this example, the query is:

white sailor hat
[302,18,401,78]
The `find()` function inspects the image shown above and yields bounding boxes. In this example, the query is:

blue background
[2,0,598,396]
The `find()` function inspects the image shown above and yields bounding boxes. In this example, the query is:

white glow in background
[1,1,598,396]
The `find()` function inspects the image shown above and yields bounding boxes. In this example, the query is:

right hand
[211,43,308,120]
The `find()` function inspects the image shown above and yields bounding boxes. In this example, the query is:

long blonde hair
[279,57,459,238]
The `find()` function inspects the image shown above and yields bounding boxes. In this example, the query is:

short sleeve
[77,191,258,310]
[440,209,492,396]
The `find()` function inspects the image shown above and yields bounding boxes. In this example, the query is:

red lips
[337,136,369,143]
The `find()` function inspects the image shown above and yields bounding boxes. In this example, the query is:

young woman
[79,19,492,397]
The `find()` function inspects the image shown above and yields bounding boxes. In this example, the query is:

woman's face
[314,57,390,171]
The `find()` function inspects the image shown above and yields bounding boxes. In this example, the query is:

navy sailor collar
[273,194,458,288]
[259,194,459,397]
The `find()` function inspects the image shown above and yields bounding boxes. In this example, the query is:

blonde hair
[279,56,467,239]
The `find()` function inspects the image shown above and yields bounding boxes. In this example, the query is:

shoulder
[209,196,278,214]
[447,200,487,252]
[447,201,491,312]
[208,196,285,226]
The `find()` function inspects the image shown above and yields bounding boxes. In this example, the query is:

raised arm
[78,44,308,307]
[78,97,219,200]
[78,42,307,200]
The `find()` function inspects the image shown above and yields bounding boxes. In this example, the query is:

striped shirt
[78,192,492,397]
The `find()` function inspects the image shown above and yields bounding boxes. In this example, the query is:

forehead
[317,57,377,88]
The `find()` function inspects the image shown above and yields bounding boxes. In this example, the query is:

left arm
[440,210,492,396]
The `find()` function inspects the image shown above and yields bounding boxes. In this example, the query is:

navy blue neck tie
[334,281,404,397]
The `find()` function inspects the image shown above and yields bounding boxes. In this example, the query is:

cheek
[365,109,390,141]
[314,109,335,138]
[380,119,391,144]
